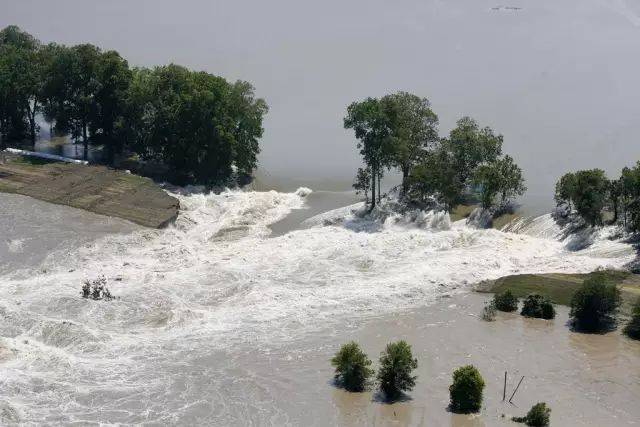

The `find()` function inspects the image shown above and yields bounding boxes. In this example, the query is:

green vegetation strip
[477,270,640,309]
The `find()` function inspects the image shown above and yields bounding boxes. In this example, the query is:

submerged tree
[331,341,374,391]
[377,340,418,400]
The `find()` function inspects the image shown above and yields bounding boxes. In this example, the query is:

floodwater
[0,188,638,425]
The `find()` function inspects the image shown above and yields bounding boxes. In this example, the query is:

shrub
[520,294,556,319]
[481,302,496,321]
[513,402,551,426]
[623,297,640,340]
[493,290,518,312]
[330,342,374,391]
[570,276,621,331]
[449,365,485,413]
[377,340,418,399]
[81,276,114,301]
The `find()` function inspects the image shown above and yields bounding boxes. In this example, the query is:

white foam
[0,188,635,422]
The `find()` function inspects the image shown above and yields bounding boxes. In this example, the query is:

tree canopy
[0,25,268,186]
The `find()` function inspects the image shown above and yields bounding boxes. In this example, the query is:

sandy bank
[0,153,179,228]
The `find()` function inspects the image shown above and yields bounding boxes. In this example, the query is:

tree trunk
[401,164,409,198]
[370,165,376,211]
[82,122,88,161]
[377,172,381,203]
[27,102,37,145]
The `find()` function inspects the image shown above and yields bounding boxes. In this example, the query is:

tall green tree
[226,80,269,181]
[473,155,526,209]
[409,143,462,209]
[344,98,393,210]
[447,116,503,185]
[572,169,609,226]
[381,92,439,196]
[92,50,132,163]
[0,26,43,144]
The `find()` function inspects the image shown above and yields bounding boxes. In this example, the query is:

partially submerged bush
[570,276,621,331]
[481,302,496,321]
[330,341,374,391]
[493,290,518,312]
[377,340,418,399]
[520,294,555,319]
[623,297,640,340]
[81,276,114,301]
[449,365,485,413]
[513,402,551,426]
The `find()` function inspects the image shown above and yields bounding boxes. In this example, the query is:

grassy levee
[476,270,640,313]
[0,153,179,228]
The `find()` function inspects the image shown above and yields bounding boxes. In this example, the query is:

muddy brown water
[224,293,640,426]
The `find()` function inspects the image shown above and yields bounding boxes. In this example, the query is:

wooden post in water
[502,371,507,401]
[509,376,525,404]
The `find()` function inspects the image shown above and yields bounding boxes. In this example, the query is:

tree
[226,80,268,180]
[449,365,485,413]
[409,143,463,209]
[92,50,132,163]
[0,26,43,143]
[376,340,418,400]
[344,98,393,210]
[353,167,371,203]
[447,116,503,185]
[623,297,640,340]
[554,172,577,209]
[473,155,526,210]
[513,402,551,426]
[520,294,556,319]
[572,169,609,226]
[570,276,621,331]
[493,290,518,312]
[381,91,438,196]
[330,342,374,391]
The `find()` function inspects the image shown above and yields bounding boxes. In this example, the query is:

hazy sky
[2,0,640,196]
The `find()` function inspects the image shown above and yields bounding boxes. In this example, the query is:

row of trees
[344,93,526,212]
[0,26,268,185]
[554,162,640,229]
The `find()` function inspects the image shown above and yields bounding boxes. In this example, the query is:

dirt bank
[0,153,179,228]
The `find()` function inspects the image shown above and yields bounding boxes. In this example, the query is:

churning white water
[0,189,635,423]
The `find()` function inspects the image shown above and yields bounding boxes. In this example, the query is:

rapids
[0,188,635,423]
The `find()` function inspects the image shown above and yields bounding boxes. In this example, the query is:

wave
[0,188,635,423]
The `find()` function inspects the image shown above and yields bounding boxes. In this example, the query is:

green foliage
[570,276,621,331]
[623,297,640,340]
[449,365,485,413]
[520,294,556,319]
[447,116,503,185]
[331,341,374,392]
[409,143,463,209]
[493,290,518,312]
[554,169,609,226]
[344,97,393,210]
[353,167,371,203]
[473,155,526,210]
[513,402,551,426]
[376,340,418,399]
[481,302,496,321]
[0,25,267,185]
[380,92,438,195]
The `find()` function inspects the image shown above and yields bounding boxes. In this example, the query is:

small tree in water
[377,340,418,400]
[330,342,374,392]
[81,276,114,301]
[513,402,551,426]
[493,290,518,312]
[623,297,640,340]
[449,365,485,413]
[570,276,621,331]
[520,294,555,319]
